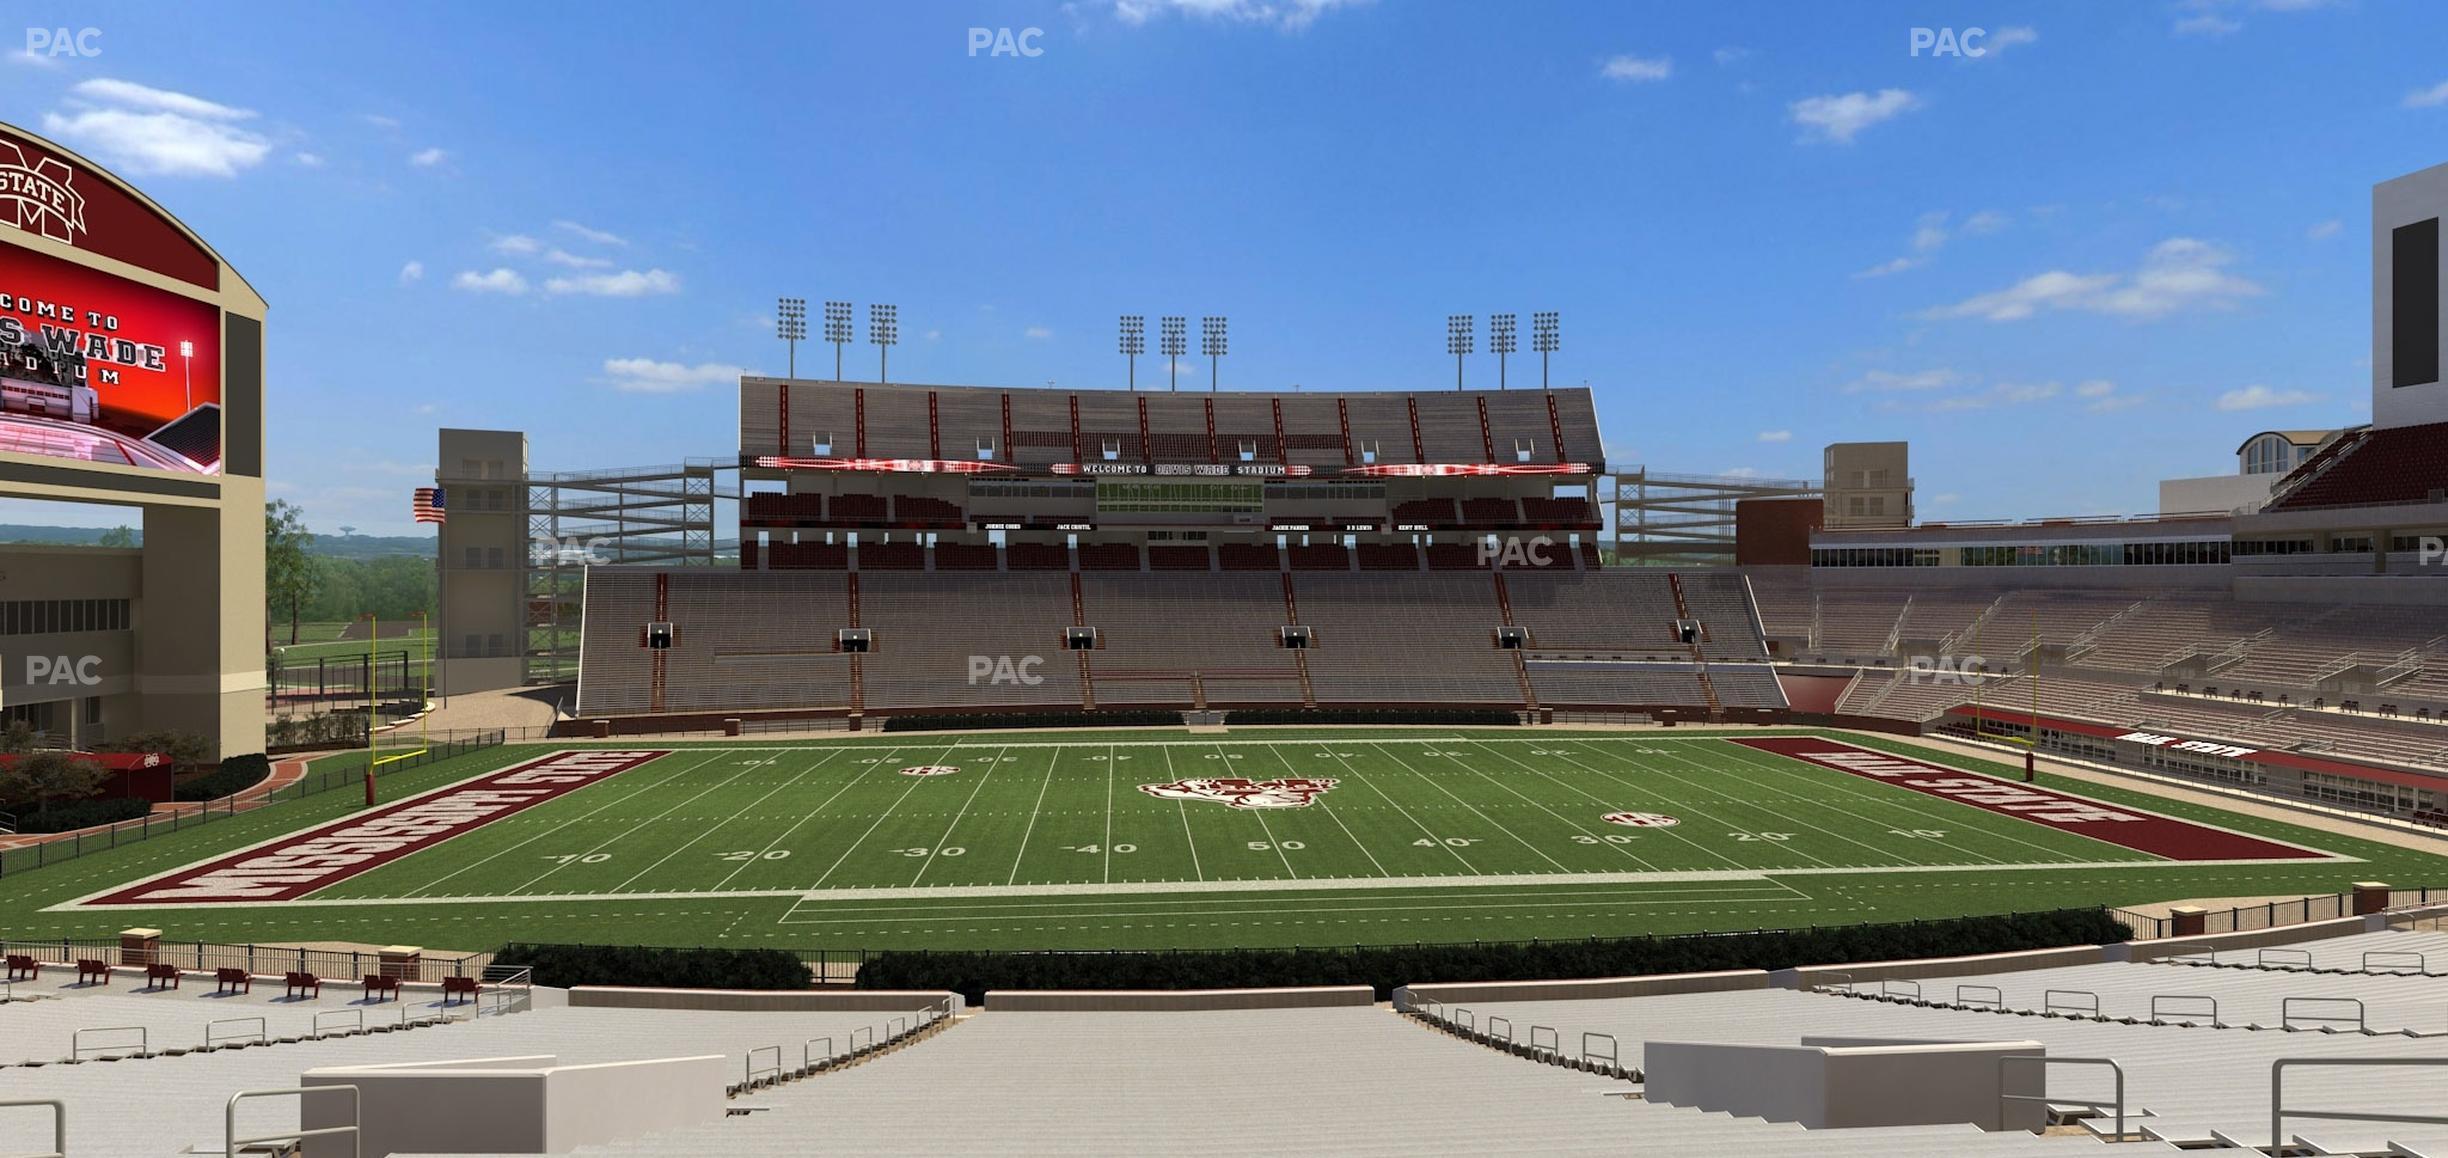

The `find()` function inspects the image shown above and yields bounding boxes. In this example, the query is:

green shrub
[882,710,1180,732]
[175,753,272,802]
[854,908,2130,1002]
[491,942,812,990]
[6,795,151,833]
[1222,708,1519,727]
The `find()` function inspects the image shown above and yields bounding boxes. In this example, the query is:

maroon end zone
[84,749,670,906]
[1730,737,2323,861]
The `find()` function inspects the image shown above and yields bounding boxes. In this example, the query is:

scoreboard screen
[1095,479,1264,514]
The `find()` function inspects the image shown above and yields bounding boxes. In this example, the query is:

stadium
[10,11,2448,1154]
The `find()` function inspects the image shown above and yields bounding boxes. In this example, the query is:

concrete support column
[139,495,266,759]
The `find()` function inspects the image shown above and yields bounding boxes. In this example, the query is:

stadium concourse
[18,915,2448,1154]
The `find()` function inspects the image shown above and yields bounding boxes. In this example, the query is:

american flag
[412,486,446,524]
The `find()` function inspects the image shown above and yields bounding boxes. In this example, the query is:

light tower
[1200,315,1227,393]
[869,303,898,384]
[1119,315,1145,392]
[1490,312,1517,391]
[1160,316,1187,392]
[1446,314,1474,391]
[1532,310,1559,389]
[823,301,853,379]
[776,297,806,378]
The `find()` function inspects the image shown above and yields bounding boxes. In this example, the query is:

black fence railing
[0,730,504,879]
[0,937,483,982]
[2109,888,2448,940]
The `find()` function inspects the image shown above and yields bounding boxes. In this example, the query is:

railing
[1880,978,1922,1000]
[1484,1015,1513,1045]
[0,1099,64,1158]
[312,1009,363,1038]
[2363,950,2426,974]
[2043,989,2100,1018]
[477,964,536,1016]
[2258,947,2314,970]
[745,1045,783,1088]
[0,810,15,837]
[226,1085,358,1158]
[2149,994,2219,1026]
[1527,1024,1560,1058]
[205,1017,265,1048]
[1999,1055,2124,1138]
[1957,983,2003,1009]
[0,939,485,984]
[2272,1057,2448,1150]
[2281,996,2365,1032]
[70,1026,144,1060]
[1580,1031,1620,1073]
[802,1037,835,1071]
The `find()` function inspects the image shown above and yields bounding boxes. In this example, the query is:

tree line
[265,499,435,644]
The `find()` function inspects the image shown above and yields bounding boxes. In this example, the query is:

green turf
[5,728,2446,952]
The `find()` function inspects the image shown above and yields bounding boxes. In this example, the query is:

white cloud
[2175,12,2243,35]
[451,268,528,294]
[362,113,402,129]
[1788,89,1919,144]
[1712,46,1749,65]
[1109,0,1365,32]
[2076,378,2147,412]
[1024,325,1054,340]
[1854,256,1922,279]
[1859,209,2000,278]
[1919,237,2262,322]
[41,78,270,178]
[1981,26,2038,55]
[2307,219,2343,239]
[1722,466,1762,478]
[490,233,542,256]
[398,260,424,284]
[554,220,629,246]
[544,248,612,268]
[1600,54,1672,82]
[1960,209,2010,235]
[294,151,324,167]
[544,268,680,297]
[409,146,447,167]
[2406,80,2448,109]
[1843,368,1967,393]
[2216,384,2321,411]
[925,329,943,341]
[602,358,746,394]
[1756,429,1791,442]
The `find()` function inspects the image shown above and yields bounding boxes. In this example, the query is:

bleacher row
[741,538,1608,572]
[576,569,1778,717]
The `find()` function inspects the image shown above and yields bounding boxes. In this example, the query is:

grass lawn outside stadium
[7,727,2445,953]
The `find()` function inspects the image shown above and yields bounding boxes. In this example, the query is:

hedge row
[491,942,812,990]
[882,710,1180,732]
[9,795,152,834]
[856,908,2131,1001]
[1222,708,1519,727]
[174,753,272,802]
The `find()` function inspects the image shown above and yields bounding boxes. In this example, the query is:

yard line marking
[1687,738,2035,866]
[1104,743,1116,886]
[609,751,811,892]
[1523,740,1854,870]
[1005,746,1065,886]
[1365,744,1573,873]
[1223,745,1303,877]
[911,746,1005,887]
[1611,739,1951,868]
[1267,745,1387,877]
[396,750,726,898]
[1307,744,1481,874]
[1392,743,1660,872]
[1461,740,1744,869]
[806,743,961,890]
[508,751,779,894]
[709,748,873,892]
[1164,747,1204,883]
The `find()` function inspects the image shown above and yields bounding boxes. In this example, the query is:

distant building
[1821,442,1912,529]
[2157,429,2347,516]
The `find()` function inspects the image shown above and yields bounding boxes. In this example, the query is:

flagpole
[364,612,378,807]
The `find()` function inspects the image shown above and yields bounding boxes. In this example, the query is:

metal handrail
[1881,978,1923,1000]
[2150,994,2220,1026]
[0,1099,63,1158]
[888,1016,907,1038]
[227,1085,358,1158]
[2044,989,2100,1017]
[205,1017,266,1048]
[1957,984,2003,1008]
[2363,950,2426,974]
[312,1009,364,1038]
[2257,947,2314,970]
[2273,1057,2448,1149]
[1998,1055,2123,1138]
[745,1045,782,1087]
[1453,1008,1475,1033]
[803,1037,834,1069]
[849,1026,873,1051]
[1581,1031,1620,1070]
[1814,970,1855,994]
[1528,1025,1559,1057]
[1486,1015,1513,1044]
[71,1025,145,1059]
[2281,996,2366,1032]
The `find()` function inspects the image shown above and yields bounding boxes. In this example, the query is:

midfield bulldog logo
[900,765,961,777]
[1601,811,1680,828]
[1138,777,1337,809]
[0,142,86,245]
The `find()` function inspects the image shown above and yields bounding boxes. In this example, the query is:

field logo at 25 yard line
[900,765,961,777]
[1139,777,1337,809]
[80,749,671,906]
[1729,737,2322,862]
[1602,811,1680,828]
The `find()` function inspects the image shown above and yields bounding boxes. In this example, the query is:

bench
[214,967,251,995]
[4,954,38,982]
[440,975,480,1005]
[75,959,110,985]
[284,971,321,1000]
[362,974,401,1002]
[145,963,181,989]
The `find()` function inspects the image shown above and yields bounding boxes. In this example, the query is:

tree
[0,750,109,824]
[97,525,137,548]
[0,719,37,755]
[265,499,319,646]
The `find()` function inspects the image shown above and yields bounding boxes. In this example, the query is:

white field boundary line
[42,853,2350,913]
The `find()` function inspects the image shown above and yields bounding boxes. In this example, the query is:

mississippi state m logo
[0,143,86,245]
[1138,777,1337,809]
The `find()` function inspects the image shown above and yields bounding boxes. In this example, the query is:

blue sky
[5,0,2446,534]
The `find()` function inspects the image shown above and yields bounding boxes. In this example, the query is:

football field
[12,727,2430,952]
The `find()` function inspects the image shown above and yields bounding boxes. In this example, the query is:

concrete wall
[435,427,528,695]
[303,1053,726,1158]
[1776,944,2110,989]
[1645,1038,2046,1131]
[2159,472,2274,516]
[985,986,1374,1011]
[1396,969,1769,1009]
[2375,159,2448,428]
